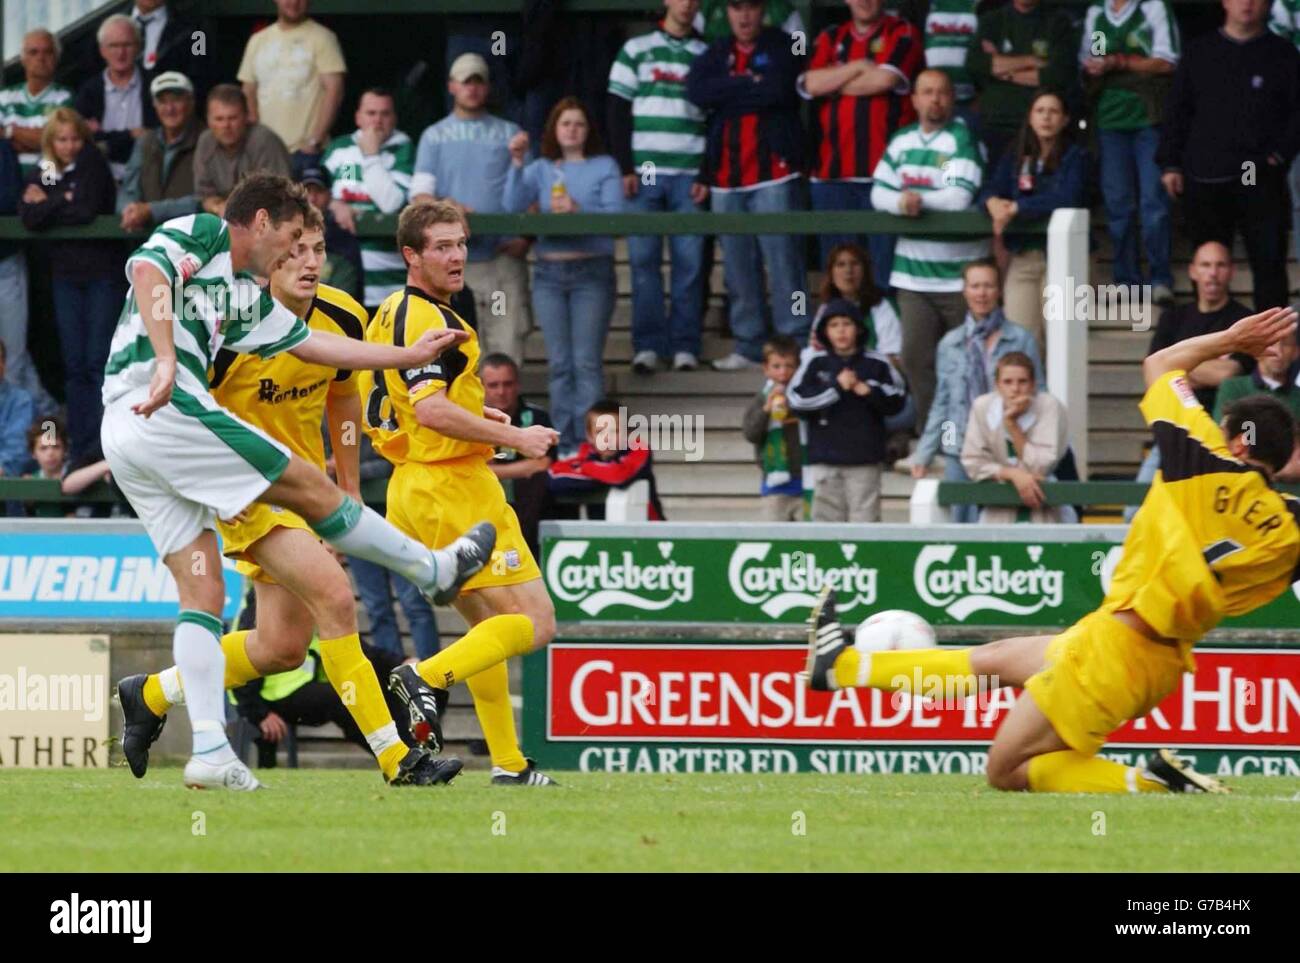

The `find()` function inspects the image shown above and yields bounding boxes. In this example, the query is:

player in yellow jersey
[358,200,562,785]
[118,206,494,787]
[805,306,1300,794]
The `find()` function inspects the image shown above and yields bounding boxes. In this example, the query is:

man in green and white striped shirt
[0,28,73,176]
[321,88,414,309]
[870,68,987,436]
[899,0,981,110]
[0,28,70,416]
[101,173,489,790]
[608,0,711,373]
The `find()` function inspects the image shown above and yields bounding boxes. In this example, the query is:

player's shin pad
[466,660,528,773]
[1028,751,1167,794]
[312,498,435,590]
[317,632,406,777]
[854,648,978,693]
[417,614,534,690]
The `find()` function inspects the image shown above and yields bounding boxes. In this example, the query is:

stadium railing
[0,206,1093,475]
[910,479,1300,523]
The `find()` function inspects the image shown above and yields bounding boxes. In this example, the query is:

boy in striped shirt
[608,0,711,373]
[102,173,492,789]
[870,68,987,438]
[321,88,415,310]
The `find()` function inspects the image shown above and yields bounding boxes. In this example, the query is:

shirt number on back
[1202,539,1243,568]
[365,378,398,432]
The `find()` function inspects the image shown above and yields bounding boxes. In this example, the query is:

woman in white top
[960,351,1072,524]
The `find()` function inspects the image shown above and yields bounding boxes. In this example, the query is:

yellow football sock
[466,661,528,773]
[316,632,407,780]
[417,614,534,690]
[141,630,262,715]
[221,630,261,689]
[860,647,977,694]
[141,673,170,717]
[1028,750,1168,794]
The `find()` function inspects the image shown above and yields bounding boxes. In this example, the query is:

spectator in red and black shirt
[548,399,667,520]
[687,0,808,370]
[799,0,922,287]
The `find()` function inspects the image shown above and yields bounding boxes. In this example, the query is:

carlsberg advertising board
[542,523,1300,628]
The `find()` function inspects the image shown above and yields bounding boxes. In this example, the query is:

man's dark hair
[206,82,247,112]
[0,338,7,362]
[360,86,396,106]
[480,352,519,375]
[224,173,311,228]
[586,398,622,419]
[1224,394,1297,474]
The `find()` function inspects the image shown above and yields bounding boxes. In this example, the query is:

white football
[854,609,936,653]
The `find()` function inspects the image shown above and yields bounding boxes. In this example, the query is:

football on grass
[854,610,936,652]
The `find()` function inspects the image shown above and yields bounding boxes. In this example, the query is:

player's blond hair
[397,200,467,256]
[301,204,325,235]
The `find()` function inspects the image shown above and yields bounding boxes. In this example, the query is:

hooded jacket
[789,306,907,465]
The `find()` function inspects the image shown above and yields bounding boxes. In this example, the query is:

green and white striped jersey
[922,0,980,102]
[322,129,415,307]
[103,213,310,406]
[607,26,709,176]
[0,81,73,174]
[1270,0,1300,46]
[1078,0,1180,130]
[869,120,988,293]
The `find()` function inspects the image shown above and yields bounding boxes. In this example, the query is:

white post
[604,480,650,522]
[1044,208,1090,479]
[908,477,948,524]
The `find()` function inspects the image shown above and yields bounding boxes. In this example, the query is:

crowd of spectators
[3,0,1300,545]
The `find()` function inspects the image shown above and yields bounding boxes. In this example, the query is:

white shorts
[101,387,293,557]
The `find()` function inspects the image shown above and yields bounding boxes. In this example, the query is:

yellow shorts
[1024,610,1185,755]
[216,502,316,584]
[386,456,541,593]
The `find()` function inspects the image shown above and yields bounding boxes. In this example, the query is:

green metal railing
[0,209,1041,242]
[938,481,1300,508]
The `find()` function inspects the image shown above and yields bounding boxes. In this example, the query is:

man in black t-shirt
[481,352,556,556]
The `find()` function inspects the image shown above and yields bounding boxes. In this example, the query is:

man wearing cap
[411,53,532,364]
[194,83,291,217]
[118,71,202,232]
[296,158,364,304]
[322,88,415,309]
[237,0,346,161]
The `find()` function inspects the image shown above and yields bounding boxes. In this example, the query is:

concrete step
[519,367,763,397]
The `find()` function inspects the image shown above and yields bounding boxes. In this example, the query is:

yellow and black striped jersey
[210,283,365,468]
[1102,370,1300,646]
[358,285,492,465]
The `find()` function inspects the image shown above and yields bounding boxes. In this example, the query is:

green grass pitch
[3,769,1298,872]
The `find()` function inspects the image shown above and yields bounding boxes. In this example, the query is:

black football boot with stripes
[388,664,449,754]
[491,758,557,786]
[803,585,849,691]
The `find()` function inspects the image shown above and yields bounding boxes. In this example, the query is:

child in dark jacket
[549,398,666,520]
[788,298,907,522]
[741,335,806,521]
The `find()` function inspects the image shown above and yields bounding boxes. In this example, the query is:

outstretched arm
[290,327,468,371]
[1142,307,1297,388]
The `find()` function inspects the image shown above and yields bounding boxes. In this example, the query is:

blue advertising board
[0,521,244,622]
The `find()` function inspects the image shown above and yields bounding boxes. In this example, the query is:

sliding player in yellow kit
[117,207,493,787]
[359,201,561,785]
[806,306,1300,794]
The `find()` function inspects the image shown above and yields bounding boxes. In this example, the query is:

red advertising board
[548,644,1300,752]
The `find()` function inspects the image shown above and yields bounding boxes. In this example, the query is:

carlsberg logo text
[729,543,877,618]
[915,544,1063,620]
[547,540,693,616]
